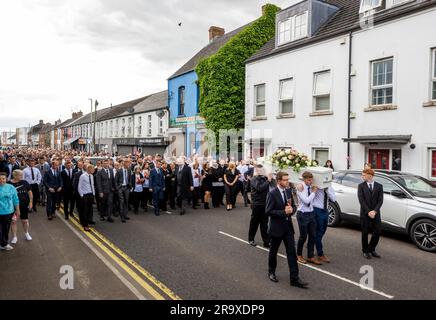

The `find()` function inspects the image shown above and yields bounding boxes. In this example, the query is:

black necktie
[324,189,328,210]
[369,183,373,192]
[31,168,35,180]
[283,190,288,206]
[89,175,94,194]
[307,186,311,196]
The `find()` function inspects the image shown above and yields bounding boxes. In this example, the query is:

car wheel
[410,219,436,253]
[327,202,341,227]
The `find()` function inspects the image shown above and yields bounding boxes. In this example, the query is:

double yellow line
[59,208,181,301]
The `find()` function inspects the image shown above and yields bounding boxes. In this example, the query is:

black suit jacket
[175,164,193,197]
[96,168,116,194]
[266,187,297,238]
[116,168,133,189]
[43,169,63,190]
[358,181,384,217]
[72,170,84,194]
[61,168,76,194]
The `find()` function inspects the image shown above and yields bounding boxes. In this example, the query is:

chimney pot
[209,26,225,42]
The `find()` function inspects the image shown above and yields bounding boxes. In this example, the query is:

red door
[431,150,436,178]
[369,149,390,170]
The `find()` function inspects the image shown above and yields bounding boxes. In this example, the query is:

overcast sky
[0,0,300,132]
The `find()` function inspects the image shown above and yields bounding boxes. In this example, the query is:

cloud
[0,0,296,131]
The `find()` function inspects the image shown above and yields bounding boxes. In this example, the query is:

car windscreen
[391,176,436,198]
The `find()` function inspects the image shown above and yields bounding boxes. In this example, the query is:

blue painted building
[167,25,247,157]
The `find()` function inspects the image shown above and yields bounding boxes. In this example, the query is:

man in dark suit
[5,156,20,181]
[43,160,63,220]
[116,160,132,223]
[149,161,165,216]
[266,171,308,289]
[358,168,384,259]
[61,161,76,220]
[175,158,193,216]
[96,160,116,223]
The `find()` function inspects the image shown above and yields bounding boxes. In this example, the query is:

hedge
[196,4,280,134]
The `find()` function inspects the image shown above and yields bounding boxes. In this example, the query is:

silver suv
[328,170,436,253]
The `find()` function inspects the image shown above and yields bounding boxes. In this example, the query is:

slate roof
[247,0,436,63]
[169,23,251,80]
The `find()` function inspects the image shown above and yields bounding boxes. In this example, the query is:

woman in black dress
[8,169,33,244]
[201,163,213,210]
[224,162,240,211]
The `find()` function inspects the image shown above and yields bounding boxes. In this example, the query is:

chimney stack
[39,120,44,125]
[209,26,225,42]
[72,111,83,120]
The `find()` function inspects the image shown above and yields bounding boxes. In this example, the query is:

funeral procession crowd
[0,147,384,289]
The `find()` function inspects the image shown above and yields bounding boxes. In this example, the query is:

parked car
[328,170,436,253]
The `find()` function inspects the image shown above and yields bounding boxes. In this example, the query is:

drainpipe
[347,31,353,170]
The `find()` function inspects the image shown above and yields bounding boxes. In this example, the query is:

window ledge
[309,111,333,117]
[364,104,398,112]
[423,101,436,107]
[276,114,295,119]
[251,116,267,121]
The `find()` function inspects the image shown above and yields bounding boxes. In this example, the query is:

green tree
[196,4,280,135]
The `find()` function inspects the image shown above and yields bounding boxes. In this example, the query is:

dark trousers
[177,187,191,215]
[113,192,120,217]
[269,233,299,282]
[118,187,130,219]
[162,187,170,211]
[297,211,317,258]
[46,191,60,217]
[80,194,94,227]
[100,192,114,219]
[132,191,142,213]
[0,214,13,247]
[168,185,176,209]
[314,207,329,257]
[212,186,222,207]
[152,189,164,215]
[248,205,269,245]
[361,214,382,253]
[63,191,74,217]
[142,189,151,211]
[192,187,200,208]
[224,184,238,206]
[30,184,40,210]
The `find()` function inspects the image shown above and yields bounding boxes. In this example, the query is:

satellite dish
[128,107,135,114]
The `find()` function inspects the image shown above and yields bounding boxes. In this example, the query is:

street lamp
[89,98,93,153]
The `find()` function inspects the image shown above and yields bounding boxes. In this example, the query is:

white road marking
[57,212,147,300]
[219,231,394,299]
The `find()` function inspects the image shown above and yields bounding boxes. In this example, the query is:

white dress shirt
[367,181,375,191]
[78,173,95,197]
[313,186,336,210]
[297,184,316,213]
[23,166,42,185]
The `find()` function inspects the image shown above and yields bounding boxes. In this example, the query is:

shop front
[113,137,168,157]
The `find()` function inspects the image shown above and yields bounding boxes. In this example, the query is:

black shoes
[124,216,130,220]
[371,251,381,258]
[204,203,210,210]
[268,273,278,283]
[107,218,114,223]
[121,219,126,223]
[291,278,308,289]
[249,241,257,247]
[263,243,271,249]
[89,221,96,225]
[363,253,372,259]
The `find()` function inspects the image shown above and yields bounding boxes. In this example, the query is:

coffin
[273,166,333,189]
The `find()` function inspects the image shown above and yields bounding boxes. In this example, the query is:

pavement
[1,199,435,300]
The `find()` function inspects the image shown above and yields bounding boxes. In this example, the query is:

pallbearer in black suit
[358,169,384,259]
[116,160,132,223]
[95,160,116,223]
[266,171,308,289]
[61,161,75,220]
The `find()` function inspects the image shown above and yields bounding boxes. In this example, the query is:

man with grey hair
[175,157,194,215]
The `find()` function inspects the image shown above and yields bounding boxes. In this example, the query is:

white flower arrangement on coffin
[269,148,318,173]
